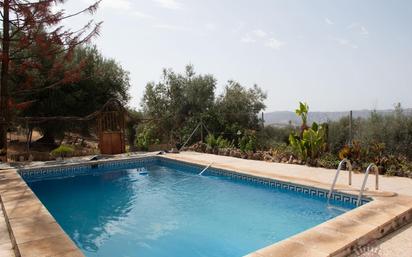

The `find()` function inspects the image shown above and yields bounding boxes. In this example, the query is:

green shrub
[206,134,233,149]
[256,125,294,150]
[135,125,159,151]
[316,153,340,169]
[216,136,232,148]
[239,131,257,152]
[289,122,326,162]
[270,143,294,159]
[206,134,218,148]
[50,145,74,159]
[328,104,412,159]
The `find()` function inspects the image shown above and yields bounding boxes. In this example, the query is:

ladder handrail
[328,159,352,199]
[356,163,379,206]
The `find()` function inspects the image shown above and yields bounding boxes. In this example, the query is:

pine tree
[0,0,102,160]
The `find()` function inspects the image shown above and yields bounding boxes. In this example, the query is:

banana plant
[289,133,308,160]
[303,122,326,159]
[295,102,309,133]
[289,102,326,162]
[289,123,325,161]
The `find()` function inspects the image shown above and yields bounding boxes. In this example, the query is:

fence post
[200,117,203,142]
[261,112,265,128]
[349,110,353,147]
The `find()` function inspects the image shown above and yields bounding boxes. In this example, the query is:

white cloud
[325,18,334,25]
[132,11,155,20]
[153,0,182,10]
[154,24,190,31]
[347,23,369,36]
[253,29,267,38]
[240,34,256,43]
[232,21,245,33]
[265,38,285,50]
[205,23,216,31]
[333,38,358,49]
[360,26,369,36]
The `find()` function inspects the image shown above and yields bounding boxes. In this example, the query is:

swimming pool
[25,158,358,257]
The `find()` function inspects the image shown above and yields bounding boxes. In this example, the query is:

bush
[135,125,159,151]
[256,125,294,150]
[50,145,74,159]
[316,153,340,169]
[206,134,233,150]
[217,136,232,148]
[289,122,326,162]
[239,131,257,152]
[328,104,412,159]
[206,134,218,148]
[270,143,294,160]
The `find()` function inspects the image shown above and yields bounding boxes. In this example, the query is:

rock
[252,152,263,160]
[230,149,242,158]
[263,153,273,162]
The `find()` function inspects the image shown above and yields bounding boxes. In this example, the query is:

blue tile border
[18,156,371,206]
[158,158,371,206]
[18,156,158,182]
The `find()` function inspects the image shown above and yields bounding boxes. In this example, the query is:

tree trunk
[0,0,10,161]
[36,131,57,146]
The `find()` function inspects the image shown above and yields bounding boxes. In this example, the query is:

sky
[61,0,412,112]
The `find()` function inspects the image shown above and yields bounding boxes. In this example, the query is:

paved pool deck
[167,152,412,197]
[1,151,412,257]
[0,207,15,257]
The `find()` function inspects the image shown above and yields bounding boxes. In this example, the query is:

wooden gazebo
[96,99,126,154]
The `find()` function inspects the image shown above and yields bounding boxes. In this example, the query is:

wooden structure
[96,99,126,154]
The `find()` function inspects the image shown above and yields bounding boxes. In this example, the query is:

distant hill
[264,108,412,126]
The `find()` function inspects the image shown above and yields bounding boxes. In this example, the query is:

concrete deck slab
[0,203,15,257]
[375,222,412,257]
[167,152,412,197]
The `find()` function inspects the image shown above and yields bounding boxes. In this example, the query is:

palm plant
[289,102,326,164]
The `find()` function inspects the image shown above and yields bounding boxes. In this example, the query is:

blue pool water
[27,160,356,257]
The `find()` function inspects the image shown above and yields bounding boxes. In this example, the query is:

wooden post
[349,110,353,147]
[25,120,30,154]
[200,119,203,142]
[261,112,265,128]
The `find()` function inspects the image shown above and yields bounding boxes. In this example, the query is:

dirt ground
[7,131,99,161]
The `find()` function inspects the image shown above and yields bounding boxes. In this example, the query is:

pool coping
[0,153,411,257]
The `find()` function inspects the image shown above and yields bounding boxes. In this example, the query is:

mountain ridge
[264,108,412,126]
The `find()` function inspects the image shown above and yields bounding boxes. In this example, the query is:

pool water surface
[28,161,355,257]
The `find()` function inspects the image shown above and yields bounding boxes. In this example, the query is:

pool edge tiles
[18,156,370,206]
[3,153,412,257]
[158,157,370,206]
[18,156,158,182]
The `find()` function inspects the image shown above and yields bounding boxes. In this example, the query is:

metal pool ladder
[328,159,352,200]
[356,163,379,206]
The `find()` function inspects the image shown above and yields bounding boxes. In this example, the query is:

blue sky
[63,0,412,112]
